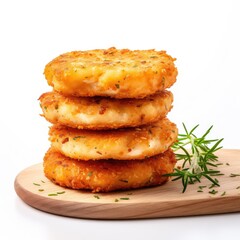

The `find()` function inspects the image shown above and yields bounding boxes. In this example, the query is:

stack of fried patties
[39,47,178,192]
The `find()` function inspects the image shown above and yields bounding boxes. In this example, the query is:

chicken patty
[43,148,176,192]
[39,90,173,130]
[49,118,178,161]
[44,47,177,98]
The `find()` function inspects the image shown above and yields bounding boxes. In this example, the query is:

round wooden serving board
[15,149,240,219]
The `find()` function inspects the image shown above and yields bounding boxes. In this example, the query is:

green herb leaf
[57,191,65,194]
[230,173,240,177]
[33,182,41,186]
[209,189,218,195]
[166,123,223,192]
[73,136,86,140]
[48,193,58,196]
[87,171,93,177]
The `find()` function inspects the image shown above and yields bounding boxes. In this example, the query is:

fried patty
[39,90,173,130]
[43,147,176,192]
[44,47,177,99]
[49,118,178,161]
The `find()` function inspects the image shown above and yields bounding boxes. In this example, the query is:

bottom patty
[43,148,176,192]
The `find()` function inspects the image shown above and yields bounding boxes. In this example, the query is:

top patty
[44,47,178,98]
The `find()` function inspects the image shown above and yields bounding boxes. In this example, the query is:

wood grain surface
[14,149,240,219]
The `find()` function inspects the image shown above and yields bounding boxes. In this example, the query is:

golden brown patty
[39,90,173,130]
[44,47,177,98]
[49,118,178,161]
[43,148,176,192]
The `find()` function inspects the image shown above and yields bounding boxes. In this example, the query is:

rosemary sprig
[167,123,224,193]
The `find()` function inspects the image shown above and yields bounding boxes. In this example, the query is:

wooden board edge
[14,174,240,219]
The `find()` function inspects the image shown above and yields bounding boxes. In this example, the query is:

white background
[1,0,240,239]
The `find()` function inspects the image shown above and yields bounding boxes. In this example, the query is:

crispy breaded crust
[49,118,178,161]
[43,148,176,192]
[39,90,173,129]
[44,47,177,98]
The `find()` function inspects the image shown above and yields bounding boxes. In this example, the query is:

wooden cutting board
[14,149,240,219]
